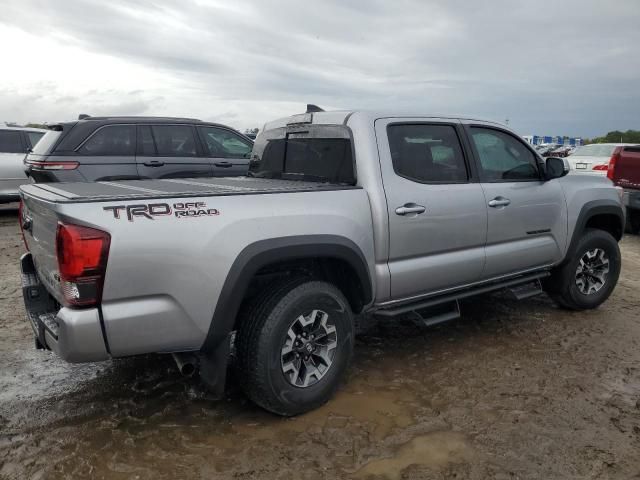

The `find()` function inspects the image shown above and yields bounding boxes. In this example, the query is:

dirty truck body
[19,111,625,415]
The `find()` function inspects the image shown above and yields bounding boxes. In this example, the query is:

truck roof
[262,110,506,130]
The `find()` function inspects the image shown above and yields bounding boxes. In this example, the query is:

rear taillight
[592,164,609,171]
[56,223,110,307]
[607,147,622,181]
[25,159,79,170]
[18,200,29,251]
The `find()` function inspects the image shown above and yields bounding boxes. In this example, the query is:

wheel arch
[565,200,624,263]
[201,235,372,356]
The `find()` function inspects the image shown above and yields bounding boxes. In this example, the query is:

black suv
[25,116,253,183]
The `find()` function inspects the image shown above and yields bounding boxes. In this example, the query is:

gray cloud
[1,0,639,136]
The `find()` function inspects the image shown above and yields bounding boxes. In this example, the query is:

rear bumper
[21,253,109,362]
[623,188,640,211]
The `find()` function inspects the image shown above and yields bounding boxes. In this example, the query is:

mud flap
[21,253,58,350]
[199,336,231,398]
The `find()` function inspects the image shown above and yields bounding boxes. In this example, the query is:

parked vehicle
[24,116,253,183]
[550,145,573,158]
[534,144,550,154]
[567,143,636,174]
[536,144,561,157]
[0,126,46,203]
[19,110,625,415]
[606,145,640,233]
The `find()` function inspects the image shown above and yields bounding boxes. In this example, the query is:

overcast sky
[1,0,639,137]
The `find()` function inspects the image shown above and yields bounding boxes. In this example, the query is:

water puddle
[352,431,474,479]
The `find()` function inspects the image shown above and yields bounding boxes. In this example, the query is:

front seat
[398,141,434,182]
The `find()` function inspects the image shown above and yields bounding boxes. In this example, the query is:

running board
[409,300,461,327]
[507,279,543,300]
[375,271,550,318]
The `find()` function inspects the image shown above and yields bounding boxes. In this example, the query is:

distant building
[523,135,582,147]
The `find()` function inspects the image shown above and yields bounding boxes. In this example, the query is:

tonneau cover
[20,177,359,203]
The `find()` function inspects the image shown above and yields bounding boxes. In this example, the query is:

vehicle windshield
[572,144,617,157]
[249,124,355,184]
[30,130,61,155]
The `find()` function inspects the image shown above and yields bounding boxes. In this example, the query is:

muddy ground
[0,202,639,479]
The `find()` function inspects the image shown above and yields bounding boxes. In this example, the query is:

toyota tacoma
[19,109,625,415]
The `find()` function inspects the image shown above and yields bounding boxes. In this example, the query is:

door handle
[214,161,233,168]
[395,203,426,215]
[488,197,511,208]
[143,161,165,167]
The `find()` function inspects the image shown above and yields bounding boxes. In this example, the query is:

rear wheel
[544,228,621,310]
[235,277,354,416]
[626,208,640,234]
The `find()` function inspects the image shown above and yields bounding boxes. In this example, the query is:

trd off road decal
[103,202,219,221]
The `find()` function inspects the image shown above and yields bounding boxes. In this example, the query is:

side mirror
[545,156,570,180]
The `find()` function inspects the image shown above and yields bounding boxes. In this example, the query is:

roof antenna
[78,114,91,120]
[306,104,324,113]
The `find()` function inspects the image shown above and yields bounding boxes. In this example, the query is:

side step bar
[408,300,461,328]
[507,278,543,300]
[375,271,550,318]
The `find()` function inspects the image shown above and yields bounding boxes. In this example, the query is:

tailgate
[20,189,66,304]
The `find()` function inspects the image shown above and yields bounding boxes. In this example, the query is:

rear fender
[199,235,372,391]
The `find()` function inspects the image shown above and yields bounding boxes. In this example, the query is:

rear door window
[137,125,157,155]
[151,125,197,157]
[387,124,469,183]
[77,125,135,156]
[0,130,25,153]
[198,126,252,159]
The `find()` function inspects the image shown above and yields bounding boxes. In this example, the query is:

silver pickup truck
[19,110,625,415]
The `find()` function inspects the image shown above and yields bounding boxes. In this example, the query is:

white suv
[0,126,46,203]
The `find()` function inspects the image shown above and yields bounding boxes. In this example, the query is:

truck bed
[20,177,360,203]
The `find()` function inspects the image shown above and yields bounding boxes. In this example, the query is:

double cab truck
[19,110,625,415]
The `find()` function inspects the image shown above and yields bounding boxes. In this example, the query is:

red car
[607,145,640,233]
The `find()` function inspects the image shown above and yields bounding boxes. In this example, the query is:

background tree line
[584,129,640,144]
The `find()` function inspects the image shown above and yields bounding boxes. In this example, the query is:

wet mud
[1,203,639,479]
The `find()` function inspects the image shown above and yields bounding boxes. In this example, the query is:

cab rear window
[249,125,355,184]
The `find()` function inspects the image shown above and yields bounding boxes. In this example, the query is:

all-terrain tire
[235,277,354,416]
[544,228,621,310]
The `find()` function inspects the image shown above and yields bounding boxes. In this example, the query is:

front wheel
[544,228,621,310]
[235,278,354,416]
